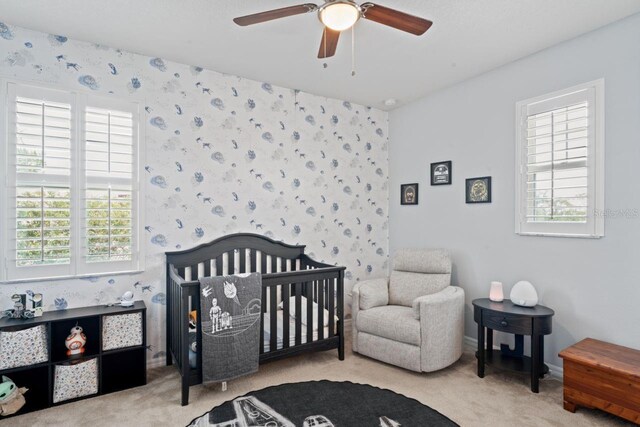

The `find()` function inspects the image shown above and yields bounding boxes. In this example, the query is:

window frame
[0,79,145,283]
[514,79,605,238]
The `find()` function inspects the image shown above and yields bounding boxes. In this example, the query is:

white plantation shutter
[6,84,75,280]
[2,81,143,281]
[80,103,139,273]
[515,80,604,238]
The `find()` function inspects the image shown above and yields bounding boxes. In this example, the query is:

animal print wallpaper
[0,23,389,364]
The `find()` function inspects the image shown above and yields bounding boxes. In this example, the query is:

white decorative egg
[510,281,538,307]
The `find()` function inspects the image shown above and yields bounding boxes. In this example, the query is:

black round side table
[472,298,554,393]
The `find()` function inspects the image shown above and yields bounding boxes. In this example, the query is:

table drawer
[484,312,531,334]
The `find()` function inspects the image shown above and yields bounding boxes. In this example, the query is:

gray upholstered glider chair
[351,249,464,372]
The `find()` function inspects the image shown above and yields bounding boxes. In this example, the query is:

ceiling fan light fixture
[319,1,361,32]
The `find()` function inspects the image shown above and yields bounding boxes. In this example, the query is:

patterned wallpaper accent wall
[0,23,389,364]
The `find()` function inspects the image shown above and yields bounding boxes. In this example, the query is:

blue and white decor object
[53,358,98,403]
[0,325,48,370]
[102,312,143,351]
[0,22,389,364]
[510,281,538,307]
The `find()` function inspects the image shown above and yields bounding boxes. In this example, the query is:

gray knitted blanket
[199,273,262,383]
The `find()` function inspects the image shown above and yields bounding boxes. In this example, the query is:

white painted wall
[389,13,640,367]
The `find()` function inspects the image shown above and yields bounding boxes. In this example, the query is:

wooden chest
[559,338,640,424]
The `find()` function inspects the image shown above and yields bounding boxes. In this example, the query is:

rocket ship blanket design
[199,273,262,383]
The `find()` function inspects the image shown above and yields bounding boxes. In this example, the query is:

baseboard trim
[463,335,563,380]
[147,357,166,369]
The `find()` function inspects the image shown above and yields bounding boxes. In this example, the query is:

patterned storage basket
[53,358,98,403]
[102,312,143,351]
[0,324,48,369]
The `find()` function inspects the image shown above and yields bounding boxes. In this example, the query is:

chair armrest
[412,286,464,320]
[413,286,465,372]
[351,278,388,354]
[354,278,389,311]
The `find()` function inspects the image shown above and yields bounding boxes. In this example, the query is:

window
[1,81,144,282]
[515,79,604,238]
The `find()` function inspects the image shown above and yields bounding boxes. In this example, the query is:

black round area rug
[188,380,458,426]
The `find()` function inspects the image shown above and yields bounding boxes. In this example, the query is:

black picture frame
[430,161,452,185]
[465,177,492,203]
[400,183,419,205]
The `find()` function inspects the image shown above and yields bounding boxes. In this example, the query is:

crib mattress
[262,311,332,352]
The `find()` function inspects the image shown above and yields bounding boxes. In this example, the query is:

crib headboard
[166,233,311,280]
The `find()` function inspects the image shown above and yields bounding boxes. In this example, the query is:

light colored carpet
[2,334,632,427]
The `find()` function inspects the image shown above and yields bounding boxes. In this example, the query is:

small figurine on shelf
[26,290,43,317]
[65,323,87,357]
[120,291,135,307]
[0,376,28,416]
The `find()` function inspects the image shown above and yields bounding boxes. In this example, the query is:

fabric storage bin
[0,324,48,369]
[53,358,98,403]
[102,312,143,351]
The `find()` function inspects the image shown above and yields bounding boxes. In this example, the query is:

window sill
[516,232,603,239]
[1,270,144,285]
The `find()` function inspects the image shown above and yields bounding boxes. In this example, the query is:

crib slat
[282,282,290,349]
[294,283,302,346]
[250,249,257,272]
[216,256,223,277]
[239,249,246,274]
[317,280,324,340]
[306,281,313,343]
[328,278,335,337]
[190,265,199,280]
[204,260,212,277]
[271,256,277,275]
[228,251,235,275]
[269,285,277,351]
[261,253,268,274]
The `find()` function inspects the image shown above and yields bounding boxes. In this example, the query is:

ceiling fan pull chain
[351,26,356,76]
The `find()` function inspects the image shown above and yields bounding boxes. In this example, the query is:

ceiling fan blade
[360,3,432,35]
[318,28,340,59]
[234,3,318,26]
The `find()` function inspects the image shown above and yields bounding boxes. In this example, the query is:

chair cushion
[356,305,420,346]
[359,278,389,310]
[389,271,450,306]
[393,249,451,274]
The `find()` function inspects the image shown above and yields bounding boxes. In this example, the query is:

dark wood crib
[165,233,345,405]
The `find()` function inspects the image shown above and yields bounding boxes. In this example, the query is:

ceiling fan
[233,1,433,59]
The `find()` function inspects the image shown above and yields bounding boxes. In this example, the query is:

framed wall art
[400,183,419,205]
[466,177,492,203]
[430,161,452,185]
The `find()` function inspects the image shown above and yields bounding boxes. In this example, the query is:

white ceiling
[2,0,640,109]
